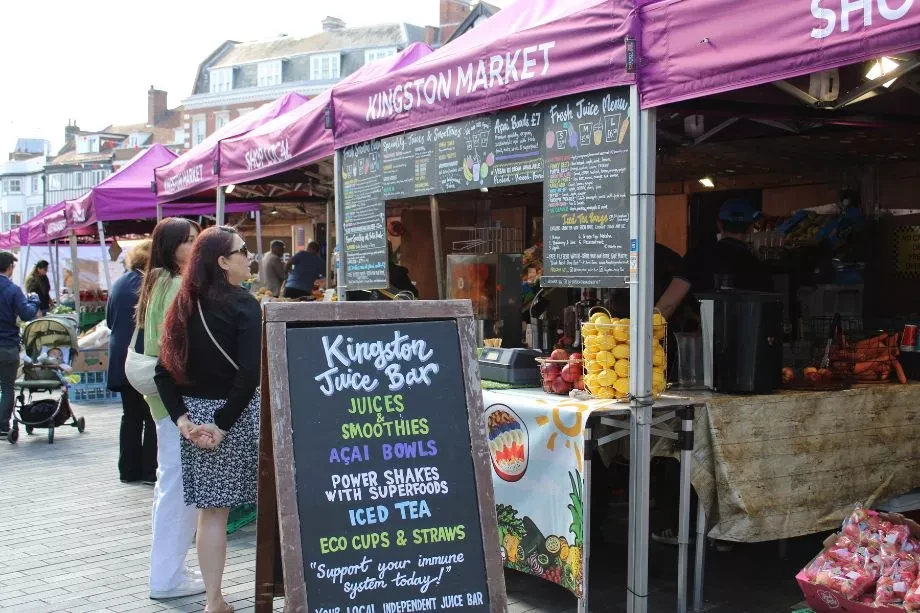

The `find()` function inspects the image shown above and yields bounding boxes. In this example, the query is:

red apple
[818,368,832,381]
[560,364,579,383]
[550,348,569,361]
[781,367,795,383]
[542,379,555,393]
[541,363,561,382]
[803,367,820,382]
[568,352,583,364]
[574,379,586,391]
[552,377,572,394]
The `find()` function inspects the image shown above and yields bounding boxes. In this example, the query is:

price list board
[341,142,389,291]
[541,89,631,288]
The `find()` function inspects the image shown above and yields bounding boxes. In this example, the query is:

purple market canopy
[154,92,308,203]
[331,0,634,148]
[217,42,433,190]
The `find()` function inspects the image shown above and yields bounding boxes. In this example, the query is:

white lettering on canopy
[244,139,292,171]
[163,164,204,195]
[810,0,914,39]
[365,41,556,122]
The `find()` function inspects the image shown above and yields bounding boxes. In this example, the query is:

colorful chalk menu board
[285,319,492,613]
[541,90,631,288]
[342,142,389,290]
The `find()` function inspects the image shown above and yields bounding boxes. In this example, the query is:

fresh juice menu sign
[342,142,389,291]
[542,89,630,288]
[286,320,491,613]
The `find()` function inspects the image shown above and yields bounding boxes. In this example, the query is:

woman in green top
[135,217,203,600]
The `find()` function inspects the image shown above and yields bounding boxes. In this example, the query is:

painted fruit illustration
[463,157,474,181]
[485,152,495,166]
[486,405,528,482]
[567,123,579,149]
[472,161,481,181]
[480,163,489,180]
[545,130,555,149]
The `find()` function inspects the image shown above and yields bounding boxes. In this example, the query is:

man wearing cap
[0,251,40,436]
[656,198,773,320]
[259,240,287,297]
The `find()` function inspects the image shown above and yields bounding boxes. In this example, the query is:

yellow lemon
[613,378,630,397]
[590,312,611,325]
[582,323,597,336]
[653,368,666,389]
[582,350,598,362]
[596,350,615,368]
[583,335,601,351]
[652,345,665,367]
[614,359,630,378]
[594,385,615,400]
[596,369,617,387]
[613,344,630,360]
[584,373,599,391]
[654,325,666,341]
[597,334,615,351]
[652,312,666,326]
[613,322,630,343]
[586,360,603,374]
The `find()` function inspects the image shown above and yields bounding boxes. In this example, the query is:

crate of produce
[70,370,120,403]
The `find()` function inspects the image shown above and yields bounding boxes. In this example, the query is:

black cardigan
[154,288,261,431]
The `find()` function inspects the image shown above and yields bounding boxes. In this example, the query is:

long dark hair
[136,218,200,327]
[160,226,239,384]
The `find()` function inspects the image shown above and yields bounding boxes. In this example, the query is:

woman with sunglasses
[156,227,260,613]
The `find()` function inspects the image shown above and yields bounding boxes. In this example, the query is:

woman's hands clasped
[177,414,227,449]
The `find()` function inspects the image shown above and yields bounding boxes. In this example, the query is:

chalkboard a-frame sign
[255,301,507,613]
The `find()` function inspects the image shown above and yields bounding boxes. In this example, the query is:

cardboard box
[72,348,109,373]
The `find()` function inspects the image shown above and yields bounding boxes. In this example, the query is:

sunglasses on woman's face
[228,245,249,257]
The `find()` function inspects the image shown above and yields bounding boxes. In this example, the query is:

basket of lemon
[581,308,668,400]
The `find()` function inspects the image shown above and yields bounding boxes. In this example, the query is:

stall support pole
[626,86,657,613]
[255,210,264,264]
[216,188,226,226]
[156,202,163,223]
[579,428,593,613]
[325,200,334,283]
[97,221,112,291]
[694,502,707,612]
[68,230,81,317]
[48,240,61,303]
[429,195,445,299]
[21,245,31,287]
[677,406,695,613]
[333,150,347,301]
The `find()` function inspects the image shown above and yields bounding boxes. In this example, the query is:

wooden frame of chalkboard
[255,300,507,613]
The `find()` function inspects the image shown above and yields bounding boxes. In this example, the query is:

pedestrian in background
[157,226,261,613]
[25,259,52,314]
[259,240,285,297]
[135,218,205,600]
[107,240,157,484]
[0,251,39,437]
[282,240,324,299]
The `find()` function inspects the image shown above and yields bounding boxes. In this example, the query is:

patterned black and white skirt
[179,391,260,509]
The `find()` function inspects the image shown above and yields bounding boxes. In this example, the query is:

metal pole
[694,502,707,612]
[21,244,31,287]
[334,150,347,301]
[677,406,695,613]
[255,210,264,265]
[48,240,60,304]
[68,230,81,317]
[216,187,226,226]
[325,200,333,283]
[430,194,445,299]
[97,221,112,291]
[579,427,593,613]
[156,202,163,223]
[626,85,657,613]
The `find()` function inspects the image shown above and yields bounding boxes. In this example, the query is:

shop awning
[331,0,635,148]
[154,92,309,203]
[217,42,433,189]
[638,0,920,108]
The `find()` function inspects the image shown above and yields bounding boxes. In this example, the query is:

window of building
[310,53,341,80]
[31,176,39,193]
[126,132,149,148]
[214,111,231,131]
[48,174,62,191]
[174,128,186,145]
[192,116,207,146]
[9,214,21,229]
[73,172,84,188]
[27,205,41,220]
[91,169,106,185]
[209,67,234,93]
[257,60,283,87]
[365,47,397,64]
[8,179,21,194]
[76,135,100,154]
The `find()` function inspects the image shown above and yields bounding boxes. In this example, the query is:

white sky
[0,0,511,155]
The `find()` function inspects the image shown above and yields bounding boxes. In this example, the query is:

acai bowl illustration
[485,404,529,482]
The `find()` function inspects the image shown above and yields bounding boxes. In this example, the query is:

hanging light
[270,207,279,216]
[866,57,900,88]
[225,184,235,194]
[698,177,715,188]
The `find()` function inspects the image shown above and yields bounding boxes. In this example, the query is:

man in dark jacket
[0,251,39,436]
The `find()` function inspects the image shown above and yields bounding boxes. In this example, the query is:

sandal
[204,604,234,613]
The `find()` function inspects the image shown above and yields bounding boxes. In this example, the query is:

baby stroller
[7,314,85,444]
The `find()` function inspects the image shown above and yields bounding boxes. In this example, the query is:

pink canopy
[638,0,920,108]
[18,202,66,246]
[0,229,20,250]
[155,92,309,203]
[332,0,634,148]
[218,42,433,188]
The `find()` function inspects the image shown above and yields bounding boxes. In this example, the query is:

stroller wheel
[47,427,54,444]
[76,417,85,433]
[8,429,18,444]
[25,425,33,435]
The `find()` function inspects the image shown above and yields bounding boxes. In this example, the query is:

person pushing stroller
[0,250,40,437]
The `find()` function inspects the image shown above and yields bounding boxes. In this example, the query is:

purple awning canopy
[638,0,920,108]
[331,0,635,148]
[155,92,309,203]
[218,42,433,188]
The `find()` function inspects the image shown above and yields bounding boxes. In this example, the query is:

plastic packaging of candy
[904,575,920,612]
[875,552,918,606]
[802,553,877,600]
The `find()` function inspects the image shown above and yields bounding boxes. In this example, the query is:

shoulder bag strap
[197,300,239,371]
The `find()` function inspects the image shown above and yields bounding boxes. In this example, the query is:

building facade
[0,151,47,231]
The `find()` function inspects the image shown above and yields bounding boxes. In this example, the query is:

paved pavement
[0,400,810,613]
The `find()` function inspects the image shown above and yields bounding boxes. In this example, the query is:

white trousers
[149,416,199,591]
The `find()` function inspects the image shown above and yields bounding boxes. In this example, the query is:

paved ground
[0,400,814,613]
